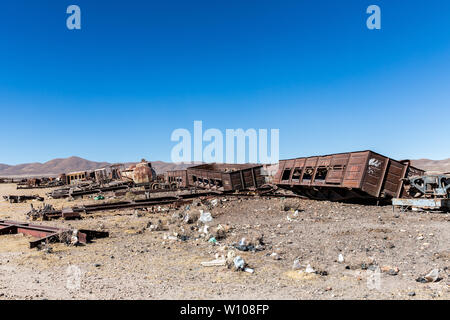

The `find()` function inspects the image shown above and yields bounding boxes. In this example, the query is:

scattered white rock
[244,267,254,274]
[305,264,315,274]
[234,256,245,270]
[201,259,226,267]
[270,252,281,260]
[292,259,301,270]
[199,210,213,223]
[425,269,439,282]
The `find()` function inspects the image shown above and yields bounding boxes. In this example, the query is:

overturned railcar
[186,163,265,191]
[274,150,424,201]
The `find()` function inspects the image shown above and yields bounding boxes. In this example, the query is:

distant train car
[66,171,89,185]
[165,170,189,188]
[185,163,265,191]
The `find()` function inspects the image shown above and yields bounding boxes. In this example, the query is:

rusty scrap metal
[3,195,44,203]
[120,160,157,185]
[392,174,450,211]
[48,181,131,199]
[392,198,450,212]
[274,150,425,202]
[403,175,450,198]
[184,163,265,192]
[133,160,157,184]
[0,220,108,249]
[27,203,82,220]
[16,177,64,189]
[39,188,303,220]
[28,194,206,220]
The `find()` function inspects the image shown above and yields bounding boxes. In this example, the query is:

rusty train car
[274,150,424,201]
[164,170,189,188]
[166,164,265,192]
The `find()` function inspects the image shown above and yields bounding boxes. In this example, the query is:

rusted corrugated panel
[325,153,350,184]
[381,160,405,197]
[316,156,332,167]
[166,170,189,188]
[342,151,369,188]
[273,161,285,184]
[360,152,389,197]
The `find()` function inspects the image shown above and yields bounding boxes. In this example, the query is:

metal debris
[0,220,108,249]
[3,195,44,203]
[274,150,424,202]
[393,174,450,211]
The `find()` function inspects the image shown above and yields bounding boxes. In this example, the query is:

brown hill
[411,159,450,174]
[0,157,191,177]
[1,156,448,178]
[0,164,11,171]
[0,157,110,177]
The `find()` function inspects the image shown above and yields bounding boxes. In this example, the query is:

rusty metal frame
[0,220,108,249]
[275,150,425,201]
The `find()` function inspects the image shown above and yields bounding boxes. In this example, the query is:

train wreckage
[3,151,449,217]
[0,150,447,252]
[273,150,425,202]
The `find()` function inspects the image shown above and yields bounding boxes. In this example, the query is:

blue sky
[0,0,449,164]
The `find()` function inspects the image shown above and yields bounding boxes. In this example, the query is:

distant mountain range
[0,156,191,177]
[410,159,450,174]
[0,156,448,177]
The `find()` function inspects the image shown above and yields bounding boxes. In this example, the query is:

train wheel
[152,183,161,190]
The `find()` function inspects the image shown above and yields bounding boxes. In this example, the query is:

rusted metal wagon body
[184,163,265,192]
[165,170,189,188]
[274,150,424,201]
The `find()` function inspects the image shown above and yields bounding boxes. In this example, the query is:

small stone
[408,292,416,296]
[424,269,439,282]
[305,264,315,274]
[388,269,399,276]
[292,259,301,270]
[270,252,281,260]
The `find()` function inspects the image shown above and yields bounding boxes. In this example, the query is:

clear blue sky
[1,0,449,164]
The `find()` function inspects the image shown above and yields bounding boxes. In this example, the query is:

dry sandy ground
[0,183,449,300]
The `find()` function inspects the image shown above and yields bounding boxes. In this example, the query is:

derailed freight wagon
[185,163,265,191]
[274,150,424,202]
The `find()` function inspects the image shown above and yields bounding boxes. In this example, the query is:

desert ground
[0,183,448,300]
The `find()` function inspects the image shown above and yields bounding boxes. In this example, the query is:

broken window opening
[291,168,303,182]
[281,169,292,181]
[314,167,328,181]
[302,167,314,181]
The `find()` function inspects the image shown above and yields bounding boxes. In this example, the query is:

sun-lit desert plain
[0,180,448,300]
